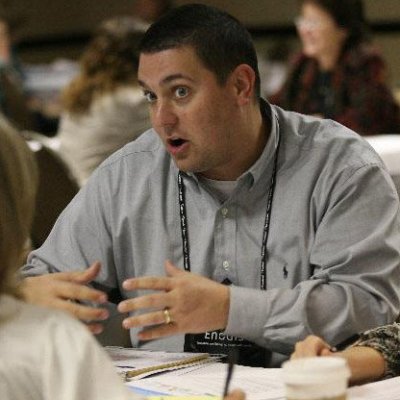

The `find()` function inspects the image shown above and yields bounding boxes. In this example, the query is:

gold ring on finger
[163,308,172,324]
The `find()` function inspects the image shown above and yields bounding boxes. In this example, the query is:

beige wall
[14,0,400,38]
[12,1,132,39]
[176,0,400,25]
[13,0,400,85]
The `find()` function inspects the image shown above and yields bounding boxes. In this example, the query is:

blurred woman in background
[58,16,150,186]
[0,115,135,399]
[269,0,400,135]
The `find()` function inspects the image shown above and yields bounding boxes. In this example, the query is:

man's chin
[172,158,203,174]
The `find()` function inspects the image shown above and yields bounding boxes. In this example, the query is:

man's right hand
[20,261,109,334]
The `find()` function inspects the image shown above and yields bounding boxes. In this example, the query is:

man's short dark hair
[139,3,261,99]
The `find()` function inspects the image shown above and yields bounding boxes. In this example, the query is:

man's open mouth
[168,138,186,148]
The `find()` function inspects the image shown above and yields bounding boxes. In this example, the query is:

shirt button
[221,208,228,217]
[223,260,230,270]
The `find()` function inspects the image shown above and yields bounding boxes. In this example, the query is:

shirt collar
[238,99,280,187]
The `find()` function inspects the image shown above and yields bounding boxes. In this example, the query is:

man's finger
[165,260,185,277]
[87,322,105,335]
[118,292,167,313]
[52,261,102,285]
[122,309,169,330]
[54,298,109,322]
[69,261,102,284]
[55,280,108,304]
[137,322,178,341]
[122,276,173,291]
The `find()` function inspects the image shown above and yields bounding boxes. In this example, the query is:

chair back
[0,70,34,130]
[24,131,79,248]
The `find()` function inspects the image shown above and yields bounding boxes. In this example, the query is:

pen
[332,333,360,352]
[223,350,237,397]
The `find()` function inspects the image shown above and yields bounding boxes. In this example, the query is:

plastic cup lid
[282,357,351,384]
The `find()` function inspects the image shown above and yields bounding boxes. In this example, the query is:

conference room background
[11,0,400,87]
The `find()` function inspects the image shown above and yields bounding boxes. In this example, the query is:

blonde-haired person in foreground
[0,115,137,400]
[292,323,400,385]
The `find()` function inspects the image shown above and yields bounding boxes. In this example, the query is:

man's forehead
[139,45,198,65]
[138,46,205,85]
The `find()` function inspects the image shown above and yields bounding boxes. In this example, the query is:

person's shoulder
[92,129,168,179]
[0,295,88,339]
[102,128,162,162]
[285,52,317,83]
[75,128,170,198]
[343,42,385,69]
[288,51,309,66]
[272,105,385,168]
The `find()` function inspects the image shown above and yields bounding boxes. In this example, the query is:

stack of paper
[128,363,285,400]
[105,347,217,380]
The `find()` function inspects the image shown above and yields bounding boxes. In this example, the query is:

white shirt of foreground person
[0,295,137,400]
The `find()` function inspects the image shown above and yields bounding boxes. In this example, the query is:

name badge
[184,331,270,367]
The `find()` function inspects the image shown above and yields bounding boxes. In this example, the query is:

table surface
[365,135,400,175]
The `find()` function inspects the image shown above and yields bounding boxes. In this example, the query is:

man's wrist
[220,284,230,330]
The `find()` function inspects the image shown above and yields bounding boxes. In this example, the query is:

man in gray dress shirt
[21,4,400,366]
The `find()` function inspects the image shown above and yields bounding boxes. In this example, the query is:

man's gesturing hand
[20,261,109,334]
[118,260,230,341]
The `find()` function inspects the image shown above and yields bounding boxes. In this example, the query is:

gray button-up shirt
[22,102,400,366]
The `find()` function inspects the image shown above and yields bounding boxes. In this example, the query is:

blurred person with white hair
[58,16,150,186]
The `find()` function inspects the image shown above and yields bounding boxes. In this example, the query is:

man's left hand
[117,260,230,340]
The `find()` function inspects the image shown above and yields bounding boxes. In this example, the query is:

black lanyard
[178,131,280,290]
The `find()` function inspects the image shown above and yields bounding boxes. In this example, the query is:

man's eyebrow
[138,80,149,89]
[161,73,195,84]
[138,73,195,89]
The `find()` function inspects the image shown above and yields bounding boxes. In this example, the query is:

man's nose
[152,100,178,130]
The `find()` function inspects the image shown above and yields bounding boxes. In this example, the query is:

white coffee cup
[282,357,351,400]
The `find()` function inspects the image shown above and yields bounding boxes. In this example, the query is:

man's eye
[175,87,189,99]
[143,91,156,103]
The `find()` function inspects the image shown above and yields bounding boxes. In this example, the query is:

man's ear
[230,64,256,105]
